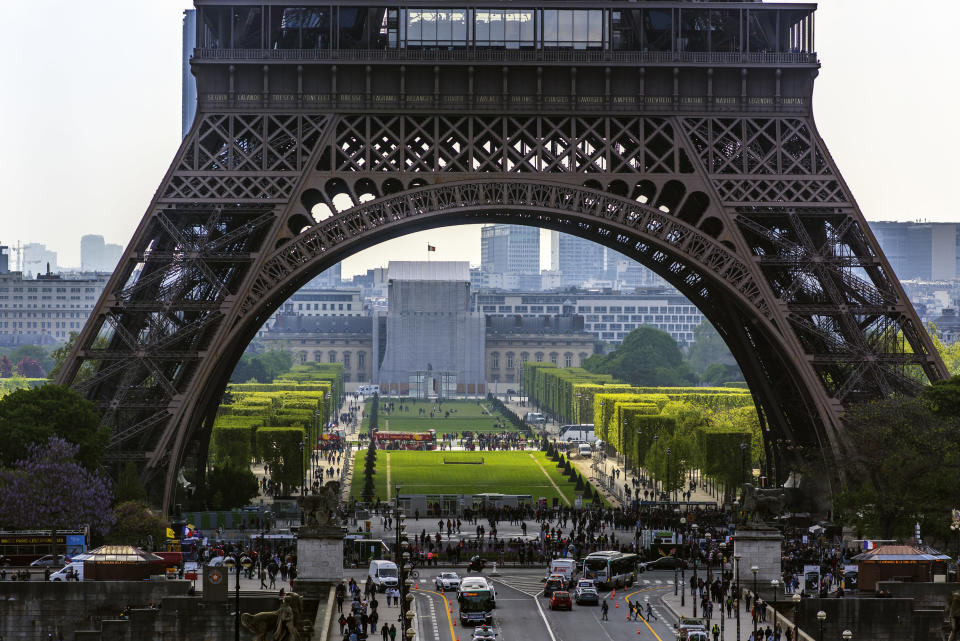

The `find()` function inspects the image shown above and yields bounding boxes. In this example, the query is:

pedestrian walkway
[500,395,724,509]
[658,587,815,641]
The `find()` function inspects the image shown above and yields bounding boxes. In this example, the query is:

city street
[325,567,684,641]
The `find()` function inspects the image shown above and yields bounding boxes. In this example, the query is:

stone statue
[241,592,308,641]
[298,481,342,535]
[741,483,787,524]
[944,590,960,641]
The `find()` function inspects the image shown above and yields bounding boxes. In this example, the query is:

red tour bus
[372,429,437,450]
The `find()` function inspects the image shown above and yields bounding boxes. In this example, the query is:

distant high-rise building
[550,232,605,287]
[480,225,539,277]
[305,263,343,289]
[80,235,123,273]
[21,243,57,276]
[869,221,960,281]
[182,9,198,139]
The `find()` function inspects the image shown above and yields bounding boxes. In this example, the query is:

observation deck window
[542,9,604,50]
[233,6,262,49]
[195,3,814,58]
[270,7,333,49]
[405,9,470,48]
[474,9,535,50]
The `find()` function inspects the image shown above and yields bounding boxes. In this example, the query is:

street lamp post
[771,578,779,612]
[223,554,252,641]
[792,593,802,641]
[691,523,699,618]
[734,554,742,641]
[666,447,672,503]
[816,610,826,641]
[740,442,747,500]
[679,517,686,606]
[750,565,759,639]
[394,485,416,641]
[299,439,305,496]
[719,542,726,639]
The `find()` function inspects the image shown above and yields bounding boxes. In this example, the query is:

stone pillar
[293,494,346,599]
[734,525,783,588]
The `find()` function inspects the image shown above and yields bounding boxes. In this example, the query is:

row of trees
[0,344,56,378]
[524,360,760,498]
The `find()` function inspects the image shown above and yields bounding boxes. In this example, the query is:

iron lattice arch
[58,107,945,512]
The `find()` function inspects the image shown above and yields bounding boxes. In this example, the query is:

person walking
[381,621,389,641]
[601,599,609,621]
[388,623,397,641]
[712,622,720,641]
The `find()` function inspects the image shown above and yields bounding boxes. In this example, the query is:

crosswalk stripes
[491,574,546,597]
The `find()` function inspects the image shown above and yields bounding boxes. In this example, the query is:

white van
[545,558,577,587]
[524,412,546,425]
[559,425,597,444]
[578,443,593,458]
[50,561,84,581]
[368,559,399,591]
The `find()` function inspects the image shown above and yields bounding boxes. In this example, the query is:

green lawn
[350,450,602,505]
[360,399,521,435]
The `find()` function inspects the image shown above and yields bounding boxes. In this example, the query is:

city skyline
[3,1,959,277]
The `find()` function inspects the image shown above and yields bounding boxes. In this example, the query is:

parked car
[30,555,67,568]
[435,571,462,591]
[641,556,687,571]
[574,585,599,605]
[549,590,573,610]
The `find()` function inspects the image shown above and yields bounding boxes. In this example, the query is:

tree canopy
[838,395,960,541]
[0,437,115,535]
[582,326,696,387]
[685,323,739,375]
[230,350,294,384]
[0,384,108,470]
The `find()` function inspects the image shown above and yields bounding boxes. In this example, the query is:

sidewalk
[658,588,815,641]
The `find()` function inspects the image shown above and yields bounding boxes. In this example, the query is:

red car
[549,590,573,611]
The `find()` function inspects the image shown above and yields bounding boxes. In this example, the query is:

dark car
[574,586,599,605]
[543,575,566,597]
[549,590,573,611]
[641,556,686,571]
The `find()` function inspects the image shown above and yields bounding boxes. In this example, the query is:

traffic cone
[612,589,616,598]
[615,602,619,608]
[637,627,643,635]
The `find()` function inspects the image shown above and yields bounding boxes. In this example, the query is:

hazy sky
[2,1,958,275]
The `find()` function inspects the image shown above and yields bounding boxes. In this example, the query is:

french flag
[863,540,876,550]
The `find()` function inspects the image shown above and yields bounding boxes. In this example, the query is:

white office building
[473,289,704,347]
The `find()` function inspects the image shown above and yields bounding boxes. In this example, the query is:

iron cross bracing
[57,1,945,512]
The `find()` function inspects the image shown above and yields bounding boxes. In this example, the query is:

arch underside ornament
[57,110,946,511]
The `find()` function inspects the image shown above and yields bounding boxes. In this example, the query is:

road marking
[528,453,571,506]
[419,588,456,641]
[533,587,559,641]
[386,452,391,500]
[589,608,619,641]
[623,587,668,641]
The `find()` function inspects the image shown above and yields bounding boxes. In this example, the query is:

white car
[435,571,462,591]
